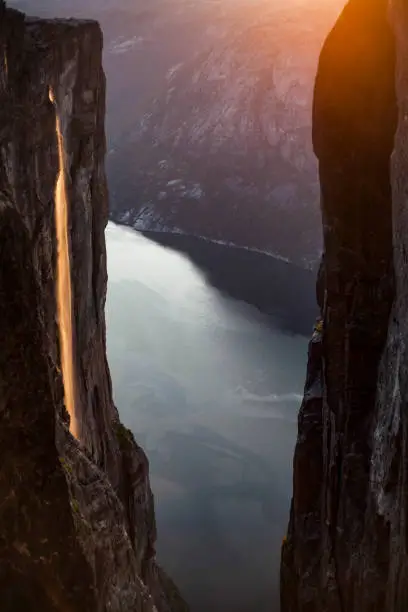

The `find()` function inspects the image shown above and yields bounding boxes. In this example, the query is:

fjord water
[106,223,310,612]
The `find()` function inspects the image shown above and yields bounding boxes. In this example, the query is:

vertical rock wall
[281,0,408,610]
[0,6,187,611]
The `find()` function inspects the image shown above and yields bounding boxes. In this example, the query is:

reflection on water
[105,223,310,612]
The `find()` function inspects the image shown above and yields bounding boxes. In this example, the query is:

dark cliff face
[280,0,408,610]
[0,6,186,611]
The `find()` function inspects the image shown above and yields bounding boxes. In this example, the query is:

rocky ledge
[282,0,408,610]
[0,4,187,611]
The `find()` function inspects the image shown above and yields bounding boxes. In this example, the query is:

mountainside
[0,5,186,610]
[282,0,408,609]
[107,0,343,265]
[9,0,344,265]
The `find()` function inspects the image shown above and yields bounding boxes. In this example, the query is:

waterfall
[49,88,78,439]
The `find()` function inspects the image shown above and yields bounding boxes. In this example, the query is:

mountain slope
[9,0,343,264]
[106,0,343,264]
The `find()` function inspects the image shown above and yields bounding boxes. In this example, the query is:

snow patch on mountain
[109,36,145,55]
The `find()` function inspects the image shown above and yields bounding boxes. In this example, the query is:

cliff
[281,0,408,610]
[0,5,187,611]
[11,0,343,266]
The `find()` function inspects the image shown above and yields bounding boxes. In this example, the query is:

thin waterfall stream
[49,88,78,439]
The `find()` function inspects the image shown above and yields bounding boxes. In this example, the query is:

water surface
[106,223,310,612]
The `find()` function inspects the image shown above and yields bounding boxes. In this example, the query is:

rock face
[281,0,408,610]
[0,5,187,611]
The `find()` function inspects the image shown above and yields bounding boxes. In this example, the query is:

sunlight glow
[49,87,78,439]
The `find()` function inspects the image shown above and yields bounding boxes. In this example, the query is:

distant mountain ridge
[105,0,343,265]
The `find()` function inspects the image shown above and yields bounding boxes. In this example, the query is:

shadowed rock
[280,0,408,610]
[0,6,187,611]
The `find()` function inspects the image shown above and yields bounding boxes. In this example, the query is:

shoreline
[109,221,318,336]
